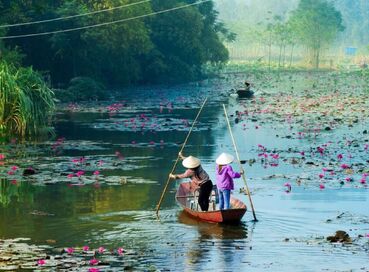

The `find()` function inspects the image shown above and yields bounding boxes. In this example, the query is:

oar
[155,98,208,217]
[223,104,258,221]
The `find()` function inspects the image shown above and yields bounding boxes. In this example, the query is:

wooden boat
[236,88,254,98]
[175,182,247,223]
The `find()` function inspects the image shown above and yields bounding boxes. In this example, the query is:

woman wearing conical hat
[169,153,213,211]
[216,153,243,210]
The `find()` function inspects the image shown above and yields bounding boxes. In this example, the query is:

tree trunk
[268,33,272,70]
[315,48,320,69]
[289,44,295,68]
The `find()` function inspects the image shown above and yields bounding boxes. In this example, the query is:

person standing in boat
[216,153,242,210]
[169,153,213,211]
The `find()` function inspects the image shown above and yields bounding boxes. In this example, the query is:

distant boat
[175,182,247,223]
[236,88,254,98]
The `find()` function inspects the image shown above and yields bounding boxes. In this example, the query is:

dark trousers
[198,180,213,211]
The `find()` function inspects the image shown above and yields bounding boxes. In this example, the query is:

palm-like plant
[0,61,55,139]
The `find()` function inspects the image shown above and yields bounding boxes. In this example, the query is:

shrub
[66,77,107,101]
[0,61,55,139]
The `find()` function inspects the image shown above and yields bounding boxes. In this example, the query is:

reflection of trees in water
[178,211,249,270]
[0,179,34,208]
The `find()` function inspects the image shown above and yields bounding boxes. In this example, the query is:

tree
[288,0,344,68]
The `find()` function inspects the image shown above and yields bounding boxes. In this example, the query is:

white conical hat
[216,153,234,165]
[182,156,201,168]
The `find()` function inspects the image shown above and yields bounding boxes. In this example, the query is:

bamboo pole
[223,104,258,221]
[155,98,208,217]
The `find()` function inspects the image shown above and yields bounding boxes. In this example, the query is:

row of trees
[219,0,346,69]
[0,0,234,87]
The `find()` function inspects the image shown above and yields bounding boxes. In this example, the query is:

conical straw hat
[216,153,234,165]
[182,156,201,168]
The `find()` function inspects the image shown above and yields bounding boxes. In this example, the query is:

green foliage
[55,76,107,102]
[0,0,230,86]
[0,61,55,139]
[288,0,344,68]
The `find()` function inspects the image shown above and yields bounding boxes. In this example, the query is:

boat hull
[175,182,247,223]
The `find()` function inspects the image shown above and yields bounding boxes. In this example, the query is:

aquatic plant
[0,61,55,139]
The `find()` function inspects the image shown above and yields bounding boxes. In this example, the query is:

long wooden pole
[223,104,258,221]
[155,98,208,217]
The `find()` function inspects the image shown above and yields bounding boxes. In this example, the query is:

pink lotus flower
[360,179,366,184]
[93,170,100,176]
[89,258,99,265]
[67,174,74,179]
[88,268,100,272]
[0,154,5,160]
[337,154,343,160]
[37,259,46,265]
[340,164,349,169]
[83,245,90,251]
[10,165,18,171]
[318,173,324,179]
[98,246,105,253]
[319,184,325,190]
[117,247,124,255]
[300,151,305,156]
[66,247,74,254]
[322,168,328,172]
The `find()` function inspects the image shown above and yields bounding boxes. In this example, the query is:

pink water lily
[0,154,5,160]
[117,247,125,255]
[67,174,74,179]
[319,184,325,190]
[345,177,353,182]
[83,245,90,251]
[76,171,85,177]
[93,170,100,176]
[318,173,324,179]
[89,258,99,265]
[88,268,100,272]
[37,259,46,265]
[10,165,18,171]
[66,247,74,254]
[98,246,105,253]
[337,154,343,160]
[340,164,349,169]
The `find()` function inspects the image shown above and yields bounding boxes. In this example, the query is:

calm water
[1,76,368,271]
